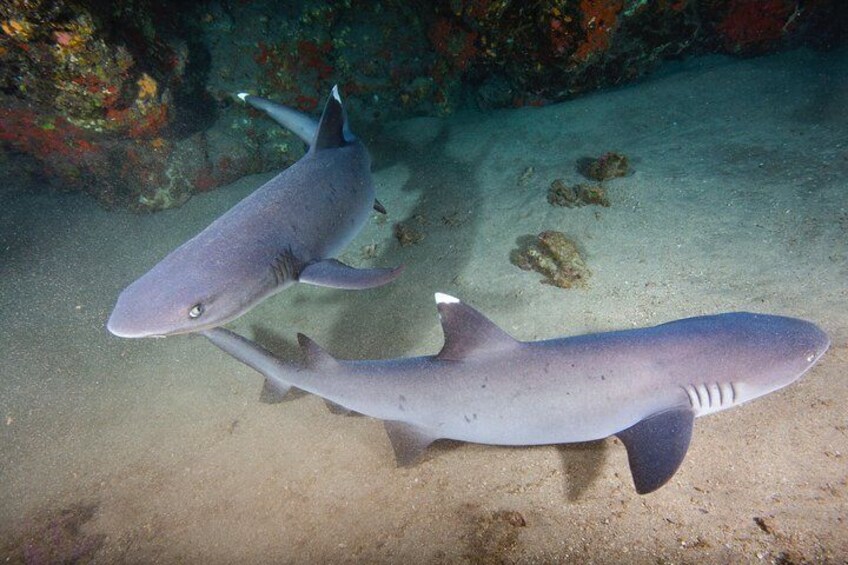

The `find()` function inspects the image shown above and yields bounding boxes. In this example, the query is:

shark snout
[106,306,159,338]
[801,319,830,364]
[106,285,184,338]
[107,282,238,338]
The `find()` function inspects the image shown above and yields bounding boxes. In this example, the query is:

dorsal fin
[296,333,339,370]
[311,85,350,151]
[435,293,519,361]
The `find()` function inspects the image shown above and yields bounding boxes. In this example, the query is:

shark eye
[188,303,205,319]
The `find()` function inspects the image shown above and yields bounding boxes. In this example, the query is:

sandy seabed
[1,48,846,563]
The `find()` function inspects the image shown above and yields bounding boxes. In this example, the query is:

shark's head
[672,312,830,415]
[732,313,829,396]
[106,253,275,338]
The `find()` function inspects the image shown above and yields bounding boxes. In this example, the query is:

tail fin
[202,328,295,399]
[236,92,317,145]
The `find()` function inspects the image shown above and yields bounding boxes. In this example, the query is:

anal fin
[324,398,358,416]
[383,421,437,467]
[615,407,694,494]
[299,259,403,290]
[259,378,290,404]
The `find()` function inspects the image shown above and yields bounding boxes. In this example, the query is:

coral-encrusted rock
[3,0,847,211]
[511,231,590,289]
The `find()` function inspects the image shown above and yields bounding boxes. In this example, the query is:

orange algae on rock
[717,0,794,53]
[573,0,624,63]
[136,73,158,99]
[1,18,34,40]
[511,231,590,289]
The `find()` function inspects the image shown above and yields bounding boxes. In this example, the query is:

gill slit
[680,381,737,412]
[271,247,303,286]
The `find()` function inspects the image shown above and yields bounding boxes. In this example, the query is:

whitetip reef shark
[107,86,401,338]
[202,293,829,494]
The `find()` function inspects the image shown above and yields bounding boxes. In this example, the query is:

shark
[201,293,829,494]
[107,86,401,338]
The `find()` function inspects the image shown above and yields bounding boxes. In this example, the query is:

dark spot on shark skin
[464,413,478,424]
[399,394,406,411]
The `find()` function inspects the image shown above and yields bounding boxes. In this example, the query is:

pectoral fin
[615,407,694,494]
[299,259,403,289]
[383,421,437,466]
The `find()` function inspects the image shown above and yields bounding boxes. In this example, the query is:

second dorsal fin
[297,333,339,371]
[312,85,350,151]
[435,293,519,361]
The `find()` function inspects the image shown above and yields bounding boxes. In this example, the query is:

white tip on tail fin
[236,92,249,102]
[331,84,341,103]
[434,292,460,304]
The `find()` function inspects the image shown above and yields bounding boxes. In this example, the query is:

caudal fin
[201,327,295,399]
[236,92,317,145]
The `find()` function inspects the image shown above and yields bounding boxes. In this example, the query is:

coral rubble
[394,221,425,247]
[511,231,590,289]
[548,179,610,207]
[584,152,630,181]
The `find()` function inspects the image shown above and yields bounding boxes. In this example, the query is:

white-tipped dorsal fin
[434,293,519,361]
[435,292,459,304]
[312,86,349,151]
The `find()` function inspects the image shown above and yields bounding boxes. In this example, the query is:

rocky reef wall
[1,0,845,211]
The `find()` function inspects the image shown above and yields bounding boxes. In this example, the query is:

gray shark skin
[107,86,401,338]
[202,294,830,494]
